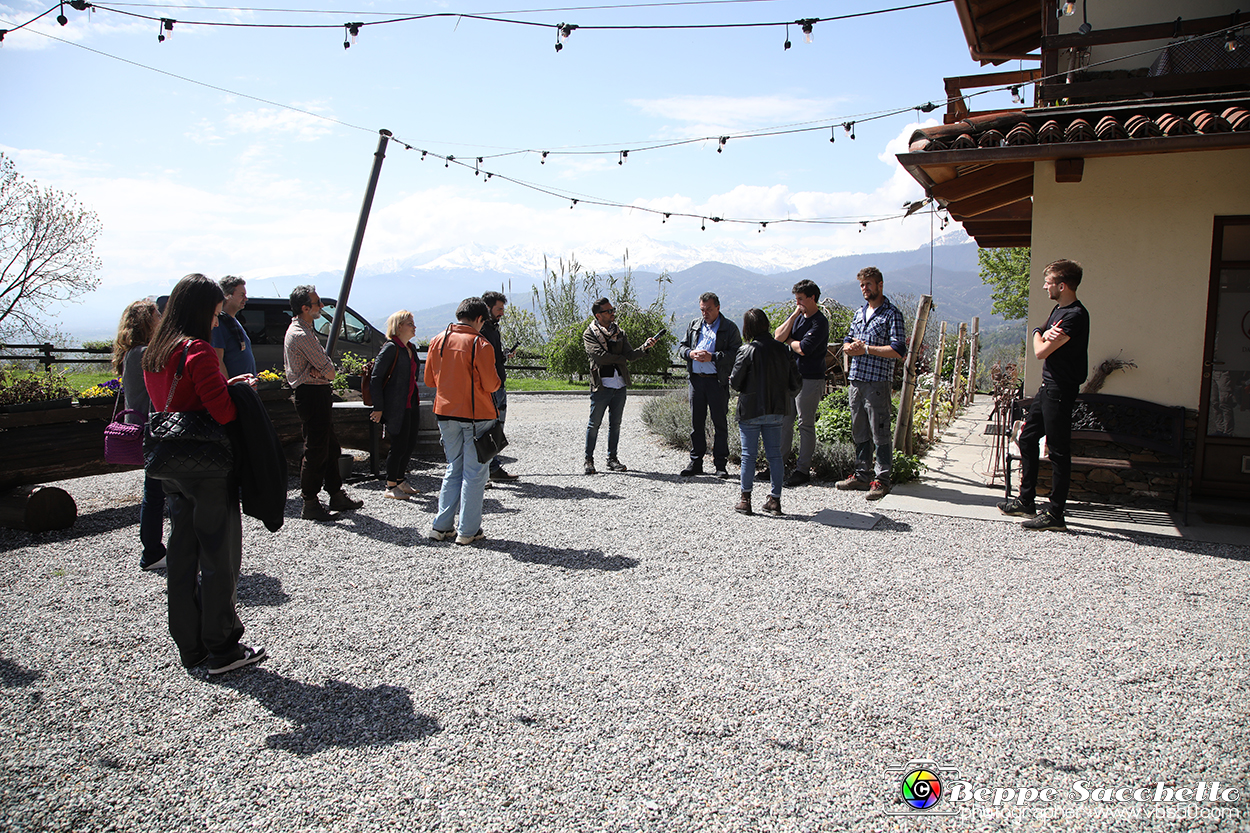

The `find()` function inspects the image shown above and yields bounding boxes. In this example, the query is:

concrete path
[885,398,1250,547]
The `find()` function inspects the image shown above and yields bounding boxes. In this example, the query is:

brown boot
[734,491,752,515]
[761,495,782,516]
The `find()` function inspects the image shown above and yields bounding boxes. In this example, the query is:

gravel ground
[2,393,1249,833]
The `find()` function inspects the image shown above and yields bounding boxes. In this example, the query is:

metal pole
[967,316,981,404]
[327,129,392,359]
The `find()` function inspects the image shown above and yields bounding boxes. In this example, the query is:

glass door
[1195,217,1250,495]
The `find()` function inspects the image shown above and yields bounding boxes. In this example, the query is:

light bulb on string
[829,126,835,144]
[445,155,454,168]
[421,151,427,160]
[541,151,549,164]
[701,219,706,231]
[570,199,578,209]
[475,157,482,176]
[717,137,727,153]
[619,150,627,165]
[663,213,671,223]
[843,121,856,139]
[57,2,67,26]
[1011,86,1024,104]
[349,23,360,46]
[800,19,815,43]
[158,18,173,42]
[1061,1,1076,16]
[783,23,791,50]
[343,24,350,48]
[1228,11,1241,52]
[759,222,767,233]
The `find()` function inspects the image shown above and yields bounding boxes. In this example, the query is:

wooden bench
[1004,393,1192,525]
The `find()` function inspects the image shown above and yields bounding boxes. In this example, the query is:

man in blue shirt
[838,267,907,500]
[678,292,742,478]
[212,276,256,378]
[774,279,830,487]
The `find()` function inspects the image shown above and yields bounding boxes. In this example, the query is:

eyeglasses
[597,308,616,315]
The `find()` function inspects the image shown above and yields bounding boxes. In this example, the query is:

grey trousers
[782,378,825,471]
[848,379,893,481]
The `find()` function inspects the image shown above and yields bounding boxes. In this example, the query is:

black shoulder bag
[144,342,235,480]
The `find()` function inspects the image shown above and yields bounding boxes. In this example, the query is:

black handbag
[144,343,234,480]
[474,421,508,464]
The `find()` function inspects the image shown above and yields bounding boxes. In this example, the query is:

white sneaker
[427,527,455,541]
[455,529,486,545]
[383,486,409,500]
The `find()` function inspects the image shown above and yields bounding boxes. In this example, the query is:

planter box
[0,397,74,414]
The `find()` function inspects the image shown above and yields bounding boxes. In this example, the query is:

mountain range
[321,236,1003,339]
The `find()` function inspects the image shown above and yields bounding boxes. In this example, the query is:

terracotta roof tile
[978,129,1006,148]
[908,98,1250,154]
[1223,107,1250,130]
[1065,118,1096,142]
[1037,120,1064,143]
[1005,123,1036,145]
[1095,116,1127,141]
[1124,115,1162,138]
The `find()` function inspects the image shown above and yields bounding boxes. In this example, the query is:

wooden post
[951,323,967,415]
[893,295,933,457]
[928,321,946,442]
[967,317,980,404]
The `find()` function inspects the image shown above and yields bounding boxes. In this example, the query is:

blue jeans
[140,474,167,566]
[489,389,507,471]
[739,414,785,498]
[434,419,494,537]
[585,386,627,459]
[849,379,893,482]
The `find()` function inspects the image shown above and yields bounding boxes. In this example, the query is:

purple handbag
[104,394,146,467]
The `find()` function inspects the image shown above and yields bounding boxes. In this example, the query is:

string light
[843,121,856,139]
[799,18,815,43]
[1011,85,1024,104]
[1228,11,1241,52]
[541,151,549,164]
[829,126,835,143]
[157,17,172,41]
[57,2,68,26]
[445,154,453,168]
[717,136,728,153]
[1061,1,1076,17]
[783,23,790,50]
[618,150,627,165]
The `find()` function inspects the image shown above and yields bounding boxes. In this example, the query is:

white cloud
[629,94,847,137]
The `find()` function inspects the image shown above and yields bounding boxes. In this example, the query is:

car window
[319,301,369,343]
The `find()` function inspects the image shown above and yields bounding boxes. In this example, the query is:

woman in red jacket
[143,274,264,675]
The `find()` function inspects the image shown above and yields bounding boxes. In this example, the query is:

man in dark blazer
[677,292,742,478]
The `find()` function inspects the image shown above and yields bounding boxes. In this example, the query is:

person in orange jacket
[424,297,501,545]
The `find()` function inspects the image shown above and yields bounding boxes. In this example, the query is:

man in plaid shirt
[837,266,907,500]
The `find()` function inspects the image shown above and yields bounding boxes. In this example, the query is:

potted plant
[0,368,76,413]
[78,378,122,406]
[255,369,285,391]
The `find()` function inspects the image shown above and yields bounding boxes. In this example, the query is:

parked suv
[237,296,386,374]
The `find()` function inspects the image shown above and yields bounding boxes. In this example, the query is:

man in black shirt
[481,291,519,481]
[773,279,829,486]
[998,259,1090,531]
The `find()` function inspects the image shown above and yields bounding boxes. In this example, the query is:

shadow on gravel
[0,656,43,687]
[214,669,441,755]
[237,572,291,607]
[484,538,639,571]
[505,481,625,501]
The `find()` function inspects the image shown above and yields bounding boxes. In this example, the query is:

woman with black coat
[729,308,801,516]
[369,310,422,500]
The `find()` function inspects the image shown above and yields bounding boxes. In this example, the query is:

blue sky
[1,0,1010,327]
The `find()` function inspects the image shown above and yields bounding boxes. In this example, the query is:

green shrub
[641,390,859,481]
[81,339,114,353]
[892,449,927,483]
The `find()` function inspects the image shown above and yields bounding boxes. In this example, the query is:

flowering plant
[79,378,122,399]
[0,368,76,406]
[257,369,283,382]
